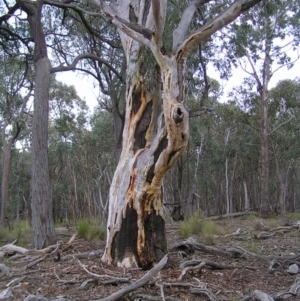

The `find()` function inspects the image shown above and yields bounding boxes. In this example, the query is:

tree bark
[18,0,57,248]
[102,52,189,268]
[1,141,12,226]
[97,0,262,268]
[260,2,271,216]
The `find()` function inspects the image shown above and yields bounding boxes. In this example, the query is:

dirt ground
[1,215,300,301]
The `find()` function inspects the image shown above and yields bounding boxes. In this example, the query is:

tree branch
[176,0,262,60]
[151,0,167,49]
[172,0,212,54]
[92,0,153,48]
[50,53,124,83]
[0,3,20,25]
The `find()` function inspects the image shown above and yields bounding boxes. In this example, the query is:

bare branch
[271,54,300,76]
[189,107,213,118]
[92,0,153,48]
[0,2,20,25]
[269,112,295,135]
[151,0,167,48]
[176,0,262,60]
[172,0,212,54]
[50,53,124,83]
[245,52,263,90]
[115,15,153,41]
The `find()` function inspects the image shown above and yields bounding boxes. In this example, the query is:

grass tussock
[284,212,300,224]
[0,220,31,247]
[77,218,106,241]
[179,213,224,243]
[244,213,259,221]
[265,218,279,229]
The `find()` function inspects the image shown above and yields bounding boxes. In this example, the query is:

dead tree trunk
[96,0,262,268]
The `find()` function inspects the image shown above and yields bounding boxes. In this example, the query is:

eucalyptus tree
[224,0,300,215]
[0,0,124,246]
[0,2,34,225]
[47,79,89,221]
[268,79,300,213]
[0,54,33,226]
[83,0,263,268]
[42,0,126,158]
[13,0,57,248]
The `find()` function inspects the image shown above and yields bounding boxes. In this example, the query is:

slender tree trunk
[184,137,202,218]
[1,140,12,225]
[18,0,57,248]
[243,180,249,210]
[271,141,284,214]
[260,89,270,215]
[259,1,272,216]
[224,128,231,215]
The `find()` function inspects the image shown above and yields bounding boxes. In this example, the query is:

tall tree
[89,0,262,268]
[17,0,57,248]
[225,0,300,215]
[0,55,33,225]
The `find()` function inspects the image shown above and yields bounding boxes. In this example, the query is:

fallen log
[207,210,258,221]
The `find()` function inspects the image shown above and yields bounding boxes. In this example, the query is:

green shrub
[77,218,106,241]
[13,220,31,246]
[179,213,224,242]
[244,213,259,221]
[265,218,278,228]
[0,227,10,243]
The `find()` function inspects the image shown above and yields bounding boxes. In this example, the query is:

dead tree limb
[61,249,103,261]
[178,261,206,281]
[190,286,219,301]
[255,224,300,239]
[94,255,168,301]
[130,295,181,301]
[207,210,258,221]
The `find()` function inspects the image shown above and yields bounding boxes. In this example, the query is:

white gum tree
[92,0,262,268]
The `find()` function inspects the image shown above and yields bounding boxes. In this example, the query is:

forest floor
[1,214,300,301]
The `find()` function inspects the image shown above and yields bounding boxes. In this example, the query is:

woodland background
[1,0,300,227]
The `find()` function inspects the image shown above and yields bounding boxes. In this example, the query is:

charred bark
[102,50,189,268]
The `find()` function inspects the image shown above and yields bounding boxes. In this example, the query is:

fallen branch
[255,224,300,240]
[24,295,75,301]
[130,294,181,301]
[207,210,258,221]
[170,238,300,266]
[94,255,168,301]
[178,261,206,281]
[0,244,29,256]
[190,286,219,301]
[274,278,300,300]
[61,249,103,262]
[33,243,59,254]
[180,259,255,271]
[75,257,125,280]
